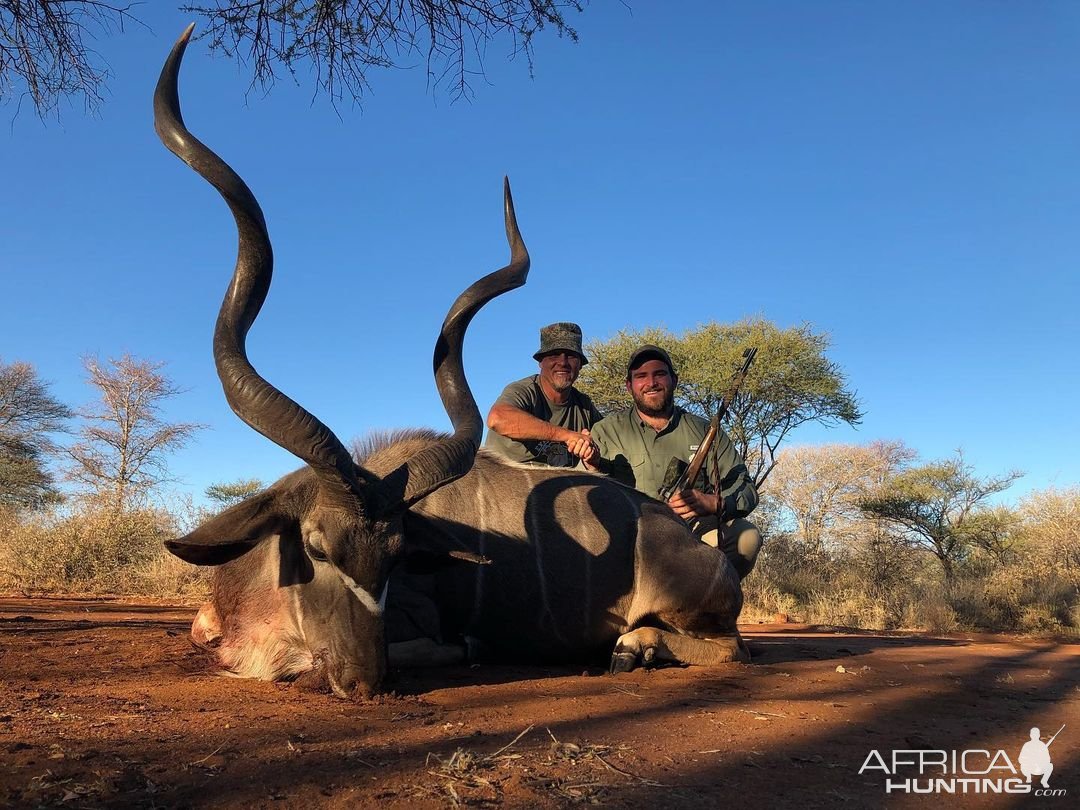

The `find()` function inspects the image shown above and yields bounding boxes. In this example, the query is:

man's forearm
[487,404,574,443]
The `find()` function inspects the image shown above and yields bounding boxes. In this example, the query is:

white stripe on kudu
[338,571,388,616]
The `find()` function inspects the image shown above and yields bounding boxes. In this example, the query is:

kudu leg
[610,627,750,673]
[610,513,749,674]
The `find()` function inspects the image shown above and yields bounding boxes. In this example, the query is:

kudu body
[157,27,746,699]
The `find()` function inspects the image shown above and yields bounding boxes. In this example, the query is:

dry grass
[2,496,1076,640]
[743,535,1079,637]
[0,503,208,598]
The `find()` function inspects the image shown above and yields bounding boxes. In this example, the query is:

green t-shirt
[484,375,603,466]
[589,406,758,520]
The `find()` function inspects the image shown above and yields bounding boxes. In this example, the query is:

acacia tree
[66,354,201,512]
[859,451,1023,581]
[205,478,264,509]
[0,359,72,509]
[578,318,864,487]
[2,1,585,118]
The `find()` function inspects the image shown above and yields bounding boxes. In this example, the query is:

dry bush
[802,587,891,629]
[741,533,815,622]
[944,561,1076,635]
[0,502,207,598]
[743,530,925,629]
[901,594,960,634]
[740,577,800,622]
[740,523,1076,636]
[134,550,209,598]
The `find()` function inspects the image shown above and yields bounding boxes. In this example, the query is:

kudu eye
[305,542,328,563]
[304,535,329,563]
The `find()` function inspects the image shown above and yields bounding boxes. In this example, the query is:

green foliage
[205,478,265,508]
[859,452,1022,580]
[0,359,72,510]
[578,318,863,485]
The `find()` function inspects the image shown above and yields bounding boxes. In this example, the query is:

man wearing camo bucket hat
[485,322,602,467]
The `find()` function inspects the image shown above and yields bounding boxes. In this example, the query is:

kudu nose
[331,657,385,700]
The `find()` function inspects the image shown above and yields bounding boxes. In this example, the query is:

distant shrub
[945,563,1076,635]
[0,503,207,597]
[742,526,1078,637]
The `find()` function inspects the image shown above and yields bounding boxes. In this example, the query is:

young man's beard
[633,388,674,418]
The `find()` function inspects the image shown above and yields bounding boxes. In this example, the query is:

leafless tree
[0,359,72,509]
[763,440,915,556]
[66,354,202,511]
[185,1,583,107]
[0,1,138,117]
[2,1,584,118]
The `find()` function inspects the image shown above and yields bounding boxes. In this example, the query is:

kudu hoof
[609,650,638,674]
[609,641,659,674]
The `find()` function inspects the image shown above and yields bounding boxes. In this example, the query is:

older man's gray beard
[633,388,674,418]
[546,373,575,393]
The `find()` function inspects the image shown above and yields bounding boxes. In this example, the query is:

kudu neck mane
[350,428,454,478]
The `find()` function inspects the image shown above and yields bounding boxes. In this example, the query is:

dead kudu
[157,27,747,699]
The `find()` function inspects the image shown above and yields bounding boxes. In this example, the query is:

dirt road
[0,597,1076,808]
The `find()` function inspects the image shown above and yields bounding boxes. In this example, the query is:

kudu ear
[167,491,287,566]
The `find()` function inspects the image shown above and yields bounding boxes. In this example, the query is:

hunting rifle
[659,347,757,503]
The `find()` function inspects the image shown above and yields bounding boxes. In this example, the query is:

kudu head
[154,25,528,697]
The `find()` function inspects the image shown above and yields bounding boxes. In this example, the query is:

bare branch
[0,1,140,118]
[182,0,583,109]
[66,354,203,511]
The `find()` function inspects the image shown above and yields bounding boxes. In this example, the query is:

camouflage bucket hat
[533,322,588,365]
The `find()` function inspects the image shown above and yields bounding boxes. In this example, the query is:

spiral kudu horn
[373,179,529,514]
[154,26,528,514]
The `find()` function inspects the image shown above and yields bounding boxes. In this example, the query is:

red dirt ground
[0,597,1077,809]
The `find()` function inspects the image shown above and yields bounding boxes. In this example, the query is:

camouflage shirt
[588,406,758,520]
[484,375,602,467]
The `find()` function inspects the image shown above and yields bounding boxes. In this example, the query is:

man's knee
[721,518,762,580]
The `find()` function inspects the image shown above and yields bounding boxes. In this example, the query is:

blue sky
[2,1,1077,507]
